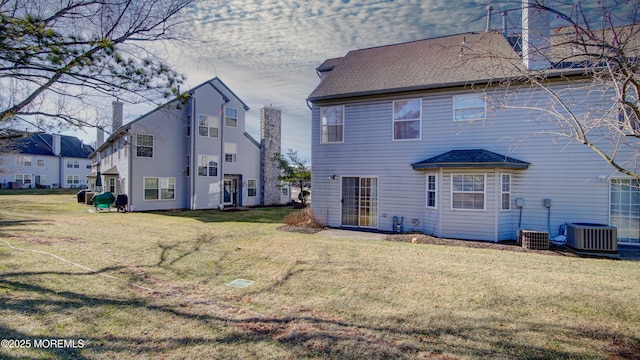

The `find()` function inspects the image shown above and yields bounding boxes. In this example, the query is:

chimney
[112,100,124,133]
[502,11,508,37]
[260,106,282,206]
[97,127,104,148]
[52,134,61,156]
[522,0,551,70]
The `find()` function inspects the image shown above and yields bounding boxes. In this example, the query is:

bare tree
[483,0,640,179]
[0,0,195,136]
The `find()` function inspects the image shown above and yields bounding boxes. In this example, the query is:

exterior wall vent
[519,229,549,250]
[566,223,617,253]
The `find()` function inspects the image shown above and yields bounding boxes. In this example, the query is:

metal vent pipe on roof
[486,5,494,31]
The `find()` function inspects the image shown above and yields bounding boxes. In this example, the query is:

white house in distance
[0,133,93,189]
[89,77,288,212]
[307,4,639,246]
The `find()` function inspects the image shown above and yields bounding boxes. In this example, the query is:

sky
[82,0,620,163]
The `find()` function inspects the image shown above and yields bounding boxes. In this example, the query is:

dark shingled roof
[9,133,93,158]
[308,31,525,102]
[411,149,530,170]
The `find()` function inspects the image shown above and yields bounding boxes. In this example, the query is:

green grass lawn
[0,192,639,359]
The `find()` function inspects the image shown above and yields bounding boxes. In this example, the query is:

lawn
[0,192,639,359]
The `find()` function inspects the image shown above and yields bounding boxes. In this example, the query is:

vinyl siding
[311,82,627,240]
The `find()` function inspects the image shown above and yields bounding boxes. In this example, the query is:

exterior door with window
[223,178,238,206]
[341,177,378,228]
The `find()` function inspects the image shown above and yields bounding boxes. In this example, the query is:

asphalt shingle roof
[9,133,93,158]
[411,149,530,170]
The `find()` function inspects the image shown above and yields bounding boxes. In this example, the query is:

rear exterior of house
[307,22,639,243]
[1,133,93,189]
[91,77,283,212]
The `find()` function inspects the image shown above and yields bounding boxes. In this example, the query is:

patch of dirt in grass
[277,225,325,234]
[2,233,84,245]
[609,338,640,359]
[386,234,580,257]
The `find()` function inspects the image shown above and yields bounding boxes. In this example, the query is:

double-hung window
[247,179,257,197]
[225,108,238,127]
[144,177,175,200]
[16,156,32,167]
[393,99,421,140]
[501,173,511,211]
[451,174,485,210]
[453,94,486,122]
[224,143,237,163]
[426,174,437,208]
[320,105,344,143]
[198,115,219,137]
[198,155,218,176]
[136,134,153,158]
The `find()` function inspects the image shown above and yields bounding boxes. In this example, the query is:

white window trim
[135,134,154,158]
[450,173,486,211]
[224,107,238,128]
[197,155,218,177]
[426,173,438,209]
[143,177,176,201]
[392,98,422,141]
[247,179,257,197]
[453,93,486,122]
[198,114,219,138]
[320,105,344,144]
[500,173,512,211]
[224,143,237,163]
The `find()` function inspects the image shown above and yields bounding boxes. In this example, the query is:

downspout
[218,97,230,209]
[190,93,196,210]
[128,129,133,211]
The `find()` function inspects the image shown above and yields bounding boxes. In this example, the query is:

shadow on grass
[148,206,297,224]
[1,269,638,359]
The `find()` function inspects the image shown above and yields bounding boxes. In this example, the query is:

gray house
[1,133,93,189]
[307,10,639,244]
[90,77,286,211]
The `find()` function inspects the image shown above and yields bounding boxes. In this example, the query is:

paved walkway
[316,228,386,241]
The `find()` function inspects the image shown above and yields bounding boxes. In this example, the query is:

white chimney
[97,127,104,148]
[522,0,551,70]
[52,134,61,156]
[112,101,124,133]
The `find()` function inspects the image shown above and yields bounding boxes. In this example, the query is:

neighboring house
[89,77,286,212]
[307,8,639,244]
[0,133,93,189]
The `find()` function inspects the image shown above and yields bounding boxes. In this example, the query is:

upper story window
[16,155,32,167]
[198,114,219,137]
[451,174,485,210]
[37,159,45,167]
[67,159,79,168]
[393,99,421,140]
[224,143,237,163]
[320,105,344,143]
[225,108,238,127]
[198,155,218,176]
[136,134,153,158]
[453,94,486,122]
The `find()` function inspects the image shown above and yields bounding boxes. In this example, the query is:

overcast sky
[95,0,620,162]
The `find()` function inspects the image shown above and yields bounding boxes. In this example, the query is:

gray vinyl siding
[191,79,261,209]
[129,103,188,212]
[311,82,626,240]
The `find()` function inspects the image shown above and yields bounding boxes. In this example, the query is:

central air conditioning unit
[518,229,549,250]
[566,223,617,253]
